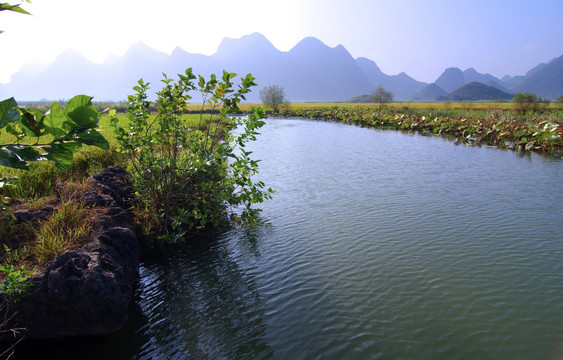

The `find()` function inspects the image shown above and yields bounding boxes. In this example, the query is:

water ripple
[131,119,563,360]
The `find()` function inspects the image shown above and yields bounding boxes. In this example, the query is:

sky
[1,0,562,84]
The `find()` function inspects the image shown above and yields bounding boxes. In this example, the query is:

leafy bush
[110,68,273,243]
[513,92,550,113]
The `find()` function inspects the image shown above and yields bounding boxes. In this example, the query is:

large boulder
[5,166,140,338]
[11,227,139,337]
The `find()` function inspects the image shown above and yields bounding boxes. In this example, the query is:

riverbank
[273,106,563,156]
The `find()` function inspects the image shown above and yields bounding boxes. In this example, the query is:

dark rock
[78,191,115,207]
[98,206,132,230]
[91,166,134,209]
[5,166,140,339]
[12,206,55,223]
[10,227,139,337]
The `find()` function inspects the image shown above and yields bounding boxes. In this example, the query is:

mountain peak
[126,42,151,53]
[123,42,169,61]
[512,54,563,98]
[411,83,447,101]
[1,33,560,101]
[171,46,187,55]
[435,67,465,92]
[290,36,329,53]
[53,49,89,63]
[213,32,277,60]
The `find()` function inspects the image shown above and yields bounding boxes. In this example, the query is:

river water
[20,119,563,359]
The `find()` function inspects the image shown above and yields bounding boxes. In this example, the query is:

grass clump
[32,200,94,264]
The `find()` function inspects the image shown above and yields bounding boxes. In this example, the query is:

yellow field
[205,102,562,112]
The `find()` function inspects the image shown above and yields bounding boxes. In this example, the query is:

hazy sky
[1,0,562,84]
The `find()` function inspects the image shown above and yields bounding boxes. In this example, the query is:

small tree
[513,92,550,113]
[110,69,274,240]
[371,85,394,116]
[259,85,288,113]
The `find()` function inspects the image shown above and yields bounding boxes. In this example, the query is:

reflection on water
[13,119,563,359]
[136,235,273,360]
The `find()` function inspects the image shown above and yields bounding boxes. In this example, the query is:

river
[19,119,563,359]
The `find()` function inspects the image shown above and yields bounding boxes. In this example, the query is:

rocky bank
[5,166,139,339]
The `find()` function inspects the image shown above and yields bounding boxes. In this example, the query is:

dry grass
[1,181,109,271]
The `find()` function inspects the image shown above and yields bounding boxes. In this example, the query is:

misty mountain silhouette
[0,33,561,102]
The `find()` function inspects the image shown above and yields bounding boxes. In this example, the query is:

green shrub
[110,68,274,243]
[513,92,550,113]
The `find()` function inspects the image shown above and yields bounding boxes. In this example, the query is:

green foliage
[0,264,32,302]
[513,92,551,114]
[557,95,563,104]
[0,95,109,171]
[110,68,273,243]
[259,85,289,113]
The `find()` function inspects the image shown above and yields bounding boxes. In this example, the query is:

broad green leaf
[65,95,98,128]
[19,108,44,137]
[5,123,20,137]
[44,102,73,137]
[42,143,81,171]
[73,129,109,150]
[5,145,41,161]
[0,97,20,128]
[0,147,28,169]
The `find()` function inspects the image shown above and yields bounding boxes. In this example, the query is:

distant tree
[557,95,563,104]
[259,85,289,113]
[513,92,550,113]
[371,85,394,115]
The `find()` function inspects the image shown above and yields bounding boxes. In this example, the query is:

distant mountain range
[0,32,561,102]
